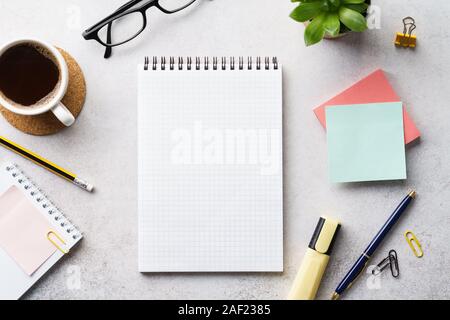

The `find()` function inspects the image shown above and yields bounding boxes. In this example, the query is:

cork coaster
[0,48,86,136]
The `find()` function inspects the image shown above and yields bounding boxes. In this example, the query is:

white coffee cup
[0,39,75,126]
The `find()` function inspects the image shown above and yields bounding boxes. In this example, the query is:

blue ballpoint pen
[331,190,417,300]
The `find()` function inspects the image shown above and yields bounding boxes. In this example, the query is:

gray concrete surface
[0,0,448,299]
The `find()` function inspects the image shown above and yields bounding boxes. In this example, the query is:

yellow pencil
[0,136,93,192]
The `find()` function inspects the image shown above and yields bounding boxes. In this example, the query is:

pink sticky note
[313,69,420,144]
[0,186,56,276]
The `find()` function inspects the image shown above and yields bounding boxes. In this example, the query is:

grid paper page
[138,63,283,272]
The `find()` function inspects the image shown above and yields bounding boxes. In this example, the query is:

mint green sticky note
[326,102,406,183]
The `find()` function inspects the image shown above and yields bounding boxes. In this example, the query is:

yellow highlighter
[288,217,341,300]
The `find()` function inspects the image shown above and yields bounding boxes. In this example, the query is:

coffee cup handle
[51,102,75,127]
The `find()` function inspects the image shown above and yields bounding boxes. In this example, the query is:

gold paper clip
[395,17,417,48]
[47,230,69,254]
[404,230,423,258]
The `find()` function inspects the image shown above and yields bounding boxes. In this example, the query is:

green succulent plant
[290,0,369,46]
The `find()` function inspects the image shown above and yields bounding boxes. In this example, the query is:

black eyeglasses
[82,0,198,59]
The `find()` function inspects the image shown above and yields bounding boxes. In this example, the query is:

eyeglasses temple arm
[104,22,113,59]
[85,0,139,35]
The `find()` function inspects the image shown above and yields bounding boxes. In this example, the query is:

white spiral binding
[5,164,81,241]
[144,56,279,71]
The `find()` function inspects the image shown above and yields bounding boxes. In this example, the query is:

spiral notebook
[138,56,283,272]
[0,162,82,299]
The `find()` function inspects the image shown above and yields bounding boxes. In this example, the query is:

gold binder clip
[404,230,423,258]
[47,230,69,254]
[395,17,417,48]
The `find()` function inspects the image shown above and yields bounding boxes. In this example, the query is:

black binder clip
[372,249,399,278]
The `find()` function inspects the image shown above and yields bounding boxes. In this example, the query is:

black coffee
[0,44,60,106]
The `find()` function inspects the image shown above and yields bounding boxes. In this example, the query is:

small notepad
[138,56,283,272]
[0,163,82,299]
[326,102,407,183]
